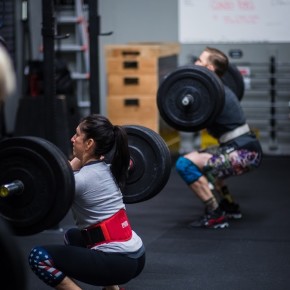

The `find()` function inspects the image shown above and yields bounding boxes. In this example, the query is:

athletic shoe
[219,198,242,220]
[189,208,229,229]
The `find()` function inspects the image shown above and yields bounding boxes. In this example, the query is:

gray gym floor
[17,155,290,290]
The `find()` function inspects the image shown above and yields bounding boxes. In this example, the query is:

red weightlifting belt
[81,209,132,248]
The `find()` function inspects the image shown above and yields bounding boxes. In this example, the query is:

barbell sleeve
[181,94,194,106]
[0,180,24,198]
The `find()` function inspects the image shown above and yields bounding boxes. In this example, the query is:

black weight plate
[0,137,75,235]
[157,65,225,132]
[222,63,245,101]
[123,125,171,204]
[0,218,27,290]
[0,139,55,230]
[34,137,75,233]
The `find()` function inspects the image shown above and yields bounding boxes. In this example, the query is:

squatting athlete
[176,47,263,229]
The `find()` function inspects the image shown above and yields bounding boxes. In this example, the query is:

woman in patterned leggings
[176,47,263,229]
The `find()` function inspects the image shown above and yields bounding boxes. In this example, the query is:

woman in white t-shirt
[28,114,145,290]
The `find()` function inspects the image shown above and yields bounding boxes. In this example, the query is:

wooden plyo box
[107,74,158,95]
[105,42,180,75]
[105,42,180,59]
[106,57,160,75]
[105,42,180,133]
[107,95,159,132]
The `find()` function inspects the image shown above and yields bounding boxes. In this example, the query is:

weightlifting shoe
[219,198,242,220]
[189,208,229,229]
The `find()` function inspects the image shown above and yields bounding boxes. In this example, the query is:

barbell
[157,63,244,132]
[0,125,171,236]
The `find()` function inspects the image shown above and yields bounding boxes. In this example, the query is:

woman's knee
[28,246,65,287]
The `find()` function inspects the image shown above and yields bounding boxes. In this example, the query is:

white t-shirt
[71,161,143,254]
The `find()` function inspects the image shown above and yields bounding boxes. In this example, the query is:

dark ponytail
[110,125,130,190]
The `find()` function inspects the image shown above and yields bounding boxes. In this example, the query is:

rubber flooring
[12,155,290,289]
